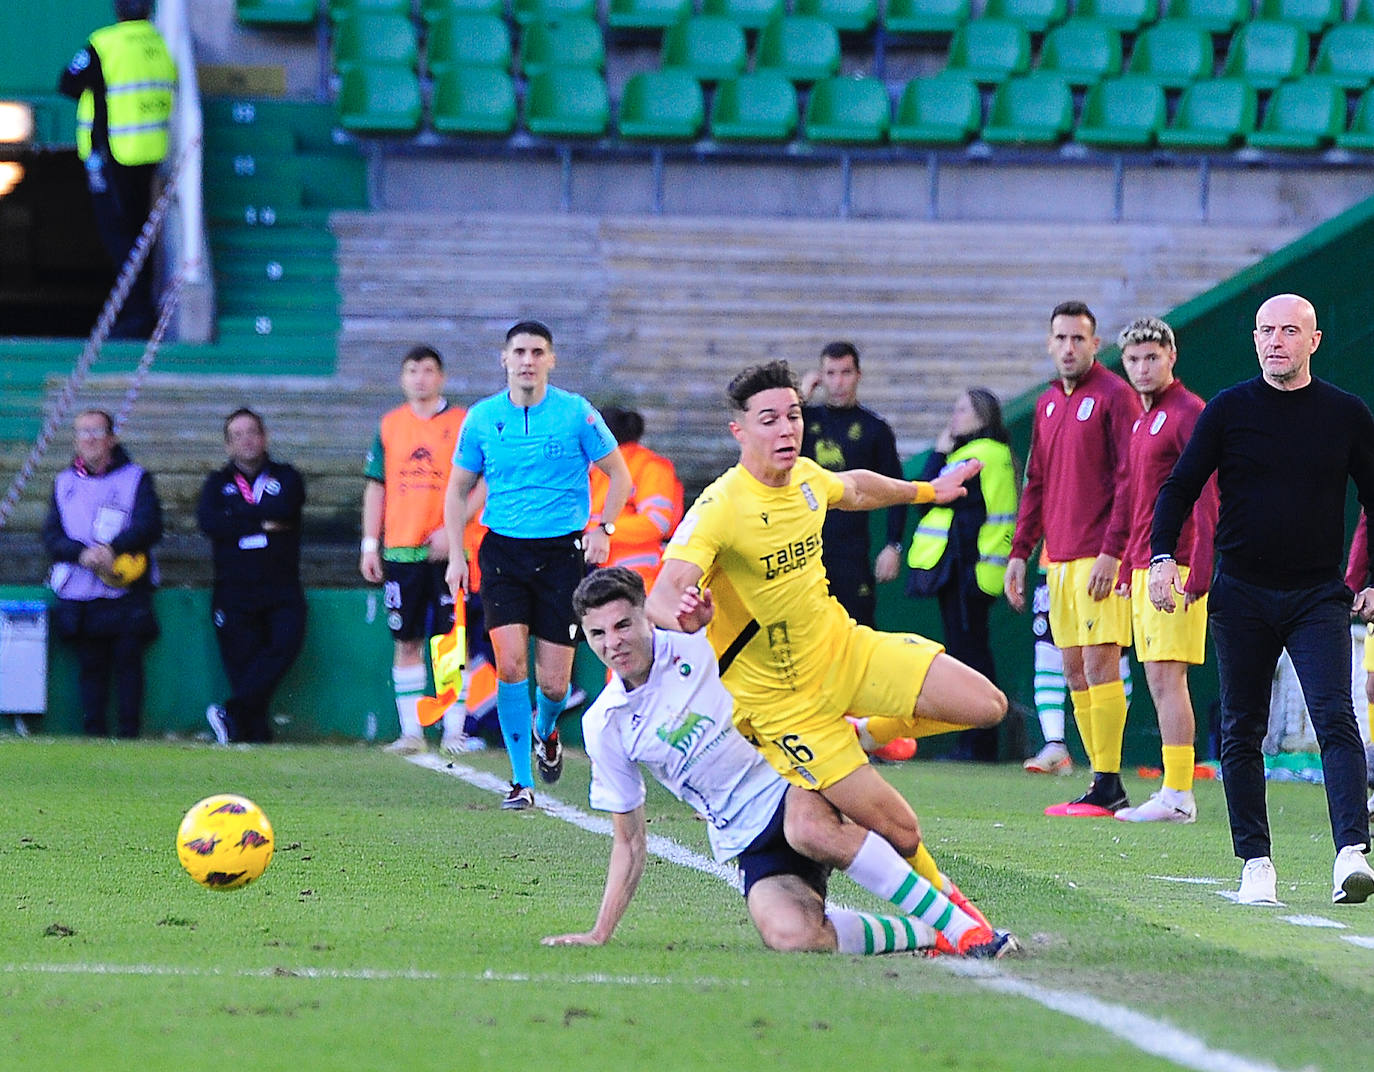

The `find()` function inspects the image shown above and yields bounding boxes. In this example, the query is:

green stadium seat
[421,0,505,22]
[1156,78,1257,148]
[1311,25,1374,90]
[427,14,512,77]
[794,0,879,33]
[1037,19,1123,88]
[981,0,1069,34]
[884,0,970,34]
[608,0,694,30]
[1256,0,1341,35]
[1246,77,1345,148]
[981,73,1073,143]
[237,0,319,25]
[944,19,1032,84]
[890,74,981,144]
[1221,21,1310,90]
[804,76,891,143]
[709,71,799,140]
[524,68,610,135]
[1071,0,1157,35]
[1125,20,1214,89]
[432,67,518,134]
[618,70,706,139]
[661,16,749,82]
[702,0,786,31]
[754,17,842,83]
[1075,75,1166,146]
[1163,0,1248,33]
[206,125,299,156]
[519,18,605,77]
[511,0,597,25]
[1336,87,1374,149]
[332,14,418,74]
[329,0,410,22]
[337,65,422,133]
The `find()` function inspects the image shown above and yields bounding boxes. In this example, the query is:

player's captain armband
[910,482,935,505]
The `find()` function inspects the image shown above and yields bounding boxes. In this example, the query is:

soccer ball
[175,794,274,890]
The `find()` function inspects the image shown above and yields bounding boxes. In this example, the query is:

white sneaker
[205,704,230,746]
[384,735,427,755]
[1238,857,1280,905]
[1332,844,1374,904]
[1023,740,1073,775]
[440,733,485,756]
[1115,788,1197,824]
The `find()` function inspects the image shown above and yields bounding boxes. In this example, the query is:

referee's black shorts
[478,530,586,646]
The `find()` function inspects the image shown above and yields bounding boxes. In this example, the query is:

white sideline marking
[413,756,1294,1072]
[1280,915,1346,929]
[1215,891,1287,907]
[1342,935,1374,949]
[1150,876,1223,885]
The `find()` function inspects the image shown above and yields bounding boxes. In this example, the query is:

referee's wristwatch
[597,521,616,536]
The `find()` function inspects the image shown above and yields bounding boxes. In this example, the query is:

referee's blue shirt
[455,385,618,539]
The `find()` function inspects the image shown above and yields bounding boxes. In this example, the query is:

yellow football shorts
[1046,556,1132,649]
[733,626,944,791]
[1129,566,1207,665]
[1365,622,1374,673]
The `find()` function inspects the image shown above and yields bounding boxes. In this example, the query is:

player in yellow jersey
[647,361,1011,950]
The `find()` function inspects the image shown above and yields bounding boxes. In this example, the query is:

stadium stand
[803,77,892,144]
[883,0,970,34]
[708,72,800,140]
[1071,0,1157,35]
[617,69,706,139]
[701,0,787,32]
[1256,0,1342,36]
[1309,23,1374,89]
[511,0,598,25]
[660,16,749,81]
[794,0,880,34]
[1337,88,1374,150]
[981,73,1074,144]
[943,19,1032,84]
[329,0,413,21]
[1220,21,1311,90]
[1163,0,1249,34]
[432,67,519,134]
[523,68,611,135]
[1246,78,1346,150]
[1075,76,1167,147]
[889,74,982,144]
[1156,78,1258,148]
[424,13,513,77]
[608,0,694,30]
[1035,19,1124,88]
[1124,20,1215,88]
[422,0,505,20]
[331,12,419,73]
[338,65,423,132]
[981,0,1070,35]
[518,17,606,77]
[753,16,843,83]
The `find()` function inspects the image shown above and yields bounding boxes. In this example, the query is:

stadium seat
[709,71,799,140]
[237,0,319,25]
[1246,77,1345,149]
[660,16,749,82]
[618,69,706,139]
[794,0,879,33]
[1156,77,1257,148]
[981,0,1069,34]
[884,0,970,34]
[511,0,597,24]
[426,14,512,77]
[421,0,505,21]
[1221,22,1310,91]
[337,65,422,133]
[1163,0,1249,33]
[519,18,605,78]
[702,0,786,31]
[1074,75,1166,146]
[332,14,419,74]
[1256,0,1341,35]
[754,17,842,83]
[432,67,518,134]
[1336,87,1374,149]
[1037,19,1123,88]
[944,19,1032,84]
[1071,0,1157,35]
[1125,20,1214,89]
[889,74,981,144]
[1310,25,1374,91]
[523,68,610,135]
[981,73,1073,143]
[804,77,891,143]
[329,0,410,22]
[608,0,694,29]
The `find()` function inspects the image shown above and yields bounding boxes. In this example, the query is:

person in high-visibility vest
[906,388,1018,762]
[57,0,176,339]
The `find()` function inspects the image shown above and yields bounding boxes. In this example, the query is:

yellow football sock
[1366,702,1373,744]
[1161,744,1195,792]
[906,840,945,891]
[1087,681,1127,774]
[863,715,912,746]
[1070,688,1094,770]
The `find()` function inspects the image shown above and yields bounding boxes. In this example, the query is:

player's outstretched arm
[542,808,647,947]
[835,460,981,513]
[646,558,707,633]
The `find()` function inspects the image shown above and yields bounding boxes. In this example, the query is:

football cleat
[1023,740,1073,775]
[502,783,535,811]
[1046,773,1128,817]
[943,875,991,930]
[535,728,564,784]
[934,925,1022,959]
[1333,844,1374,905]
[1115,788,1197,824]
[384,734,427,755]
[874,737,917,763]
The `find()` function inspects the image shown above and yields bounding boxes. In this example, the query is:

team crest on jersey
[264,479,281,496]
[848,421,863,442]
[1045,401,1055,418]
[1076,397,1096,421]
[1150,411,1168,435]
[800,482,819,511]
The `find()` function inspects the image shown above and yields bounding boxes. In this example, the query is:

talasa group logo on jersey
[656,710,714,755]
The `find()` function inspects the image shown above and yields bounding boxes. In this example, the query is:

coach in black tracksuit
[1151,294,1374,896]
[197,408,306,743]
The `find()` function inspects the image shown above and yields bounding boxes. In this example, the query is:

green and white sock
[392,664,426,739]
[828,908,936,955]
[844,832,978,944]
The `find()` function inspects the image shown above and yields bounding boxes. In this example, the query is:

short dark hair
[727,360,800,413]
[401,344,443,370]
[572,566,646,620]
[223,407,265,439]
[115,0,154,20]
[1050,301,1097,333]
[600,405,645,445]
[76,408,114,435]
[820,341,860,370]
[506,320,553,346]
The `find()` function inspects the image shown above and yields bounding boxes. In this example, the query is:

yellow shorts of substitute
[1047,556,1132,649]
[1130,566,1208,665]
[1365,622,1374,673]
[733,626,944,791]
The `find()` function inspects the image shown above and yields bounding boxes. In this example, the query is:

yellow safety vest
[907,437,1017,597]
[76,20,176,165]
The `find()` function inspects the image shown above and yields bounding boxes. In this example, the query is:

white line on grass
[414,756,1295,1072]
[1280,915,1346,929]
[1342,935,1374,949]
[1149,875,1223,885]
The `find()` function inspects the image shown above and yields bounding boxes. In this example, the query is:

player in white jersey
[541,567,1018,957]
